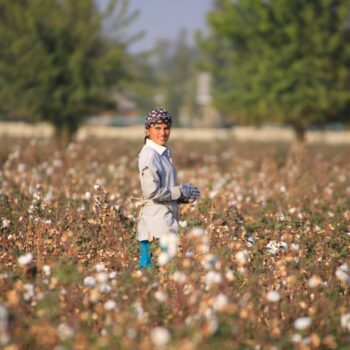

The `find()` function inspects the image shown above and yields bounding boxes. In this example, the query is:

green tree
[0,0,135,140]
[152,31,199,125]
[202,0,350,140]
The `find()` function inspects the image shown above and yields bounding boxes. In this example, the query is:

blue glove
[180,183,200,202]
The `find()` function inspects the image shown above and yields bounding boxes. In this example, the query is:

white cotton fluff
[42,265,51,276]
[341,313,350,332]
[158,252,170,266]
[99,283,112,294]
[150,327,170,348]
[335,263,350,284]
[96,272,109,284]
[266,290,281,303]
[308,275,322,288]
[213,294,228,311]
[179,220,187,228]
[225,269,235,282]
[291,243,300,251]
[95,262,105,272]
[0,305,9,346]
[109,271,117,279]
[294,317,312,330]
[18,253,33,266]
[204,271,222,288]
[0,305,8,331]
[133,302,145,320]
[189,227,206,237]
[84,276,96,288]
[1,218,10,229]
[23,283,34,301]
[202,254,217,270]
[198,243,210,254]
[57,323,74,341]
[160,233,179,258]
[266,240,288,255]
[171,271,187,284]
[104,300,117,311]
[235,250,249,265]
[154,290,168,303]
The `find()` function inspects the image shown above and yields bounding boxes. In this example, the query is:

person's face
[146,123,171,146]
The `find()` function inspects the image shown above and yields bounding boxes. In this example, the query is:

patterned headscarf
[145,108,172,129]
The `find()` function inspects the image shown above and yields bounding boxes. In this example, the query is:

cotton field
[0,137,349,349]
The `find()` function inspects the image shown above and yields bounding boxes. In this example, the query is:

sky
[105,0,214,53]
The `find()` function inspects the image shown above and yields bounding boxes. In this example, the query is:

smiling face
[146,123,171,146]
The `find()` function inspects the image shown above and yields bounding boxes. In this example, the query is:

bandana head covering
[145,108,172,129]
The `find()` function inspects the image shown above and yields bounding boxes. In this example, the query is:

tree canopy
[202,0,350,139]
[0,0,134,140]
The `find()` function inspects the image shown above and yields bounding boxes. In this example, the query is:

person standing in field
[137,108,200,269]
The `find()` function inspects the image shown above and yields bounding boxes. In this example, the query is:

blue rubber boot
[138,240,152,269]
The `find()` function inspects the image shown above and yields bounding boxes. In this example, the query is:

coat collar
[146,138,168,155]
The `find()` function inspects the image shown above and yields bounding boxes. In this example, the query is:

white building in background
[196,72,212,106]
[193,72,223,128]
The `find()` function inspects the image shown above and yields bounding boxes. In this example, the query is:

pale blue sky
[111,0,213,52]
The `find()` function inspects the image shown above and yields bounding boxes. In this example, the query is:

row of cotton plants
[0,137,349,349]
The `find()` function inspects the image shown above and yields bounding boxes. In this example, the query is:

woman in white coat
[137,108,200,269]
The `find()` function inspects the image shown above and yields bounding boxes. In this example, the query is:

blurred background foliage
[0,0,133,140]
[0,0,350,141]
[201,0,350,140]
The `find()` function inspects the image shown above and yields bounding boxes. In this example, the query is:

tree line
[0,0,349,141]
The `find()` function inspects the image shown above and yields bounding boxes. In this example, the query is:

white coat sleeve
[139,152,181,202]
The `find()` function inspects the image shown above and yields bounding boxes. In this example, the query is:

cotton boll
[179,220,187,228]
[189,227,206,237]
[84,276,96,288]
[160,233,178,257]
[204,271,222,288]
[104,300,117,311]
[151,327,170,348]
[23,283,34,301]
[99,283,112,293]
[266,241,280,254]
[96,272,109,284]
[291,243,300,251]
[213,293,228,311]
[95,262,105,272]
[198,243,210,254]
[266,290,281,303]
[235,250,248,266]
[158,252,170,266]
[247,236,255,247]
[154,290,168,303]
[291,334,303,343]
[133,302,145,321]
[294,317,312,330]
[225,269,235,282]
[42,265,51,276]
[202,254,217,270]
[172,271,187,284]
[109,271,117,279]
[335,264,350,284]
[341,313,350,332]
[0,305,9,345]
[57,323,74,341]
[1,218,10,229]
[308,275,322,288]
[18,253,33,266]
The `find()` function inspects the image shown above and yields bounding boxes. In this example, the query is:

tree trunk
[289,123,307,171]
[293,124,306,143]
[53,119,79,146]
